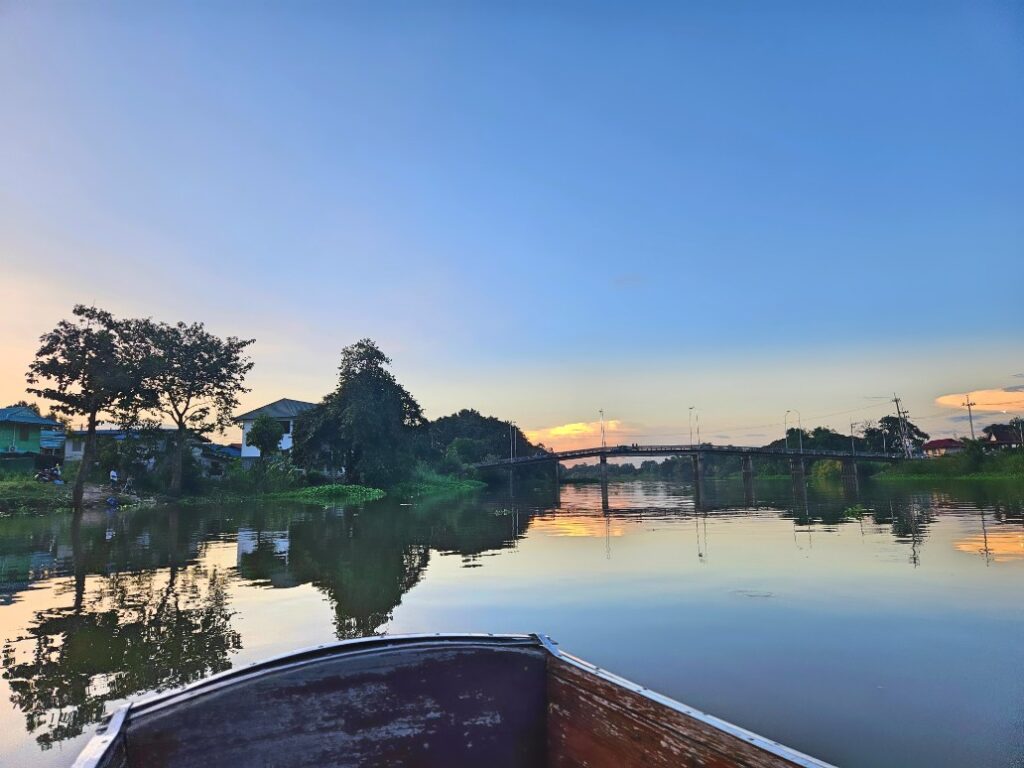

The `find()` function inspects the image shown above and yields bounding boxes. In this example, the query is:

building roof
[0,406,60,427]
[922,438,962,450]
[235,398,316,422]
[982,424,1022,444]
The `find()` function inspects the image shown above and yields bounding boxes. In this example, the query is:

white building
[235,398,316,464]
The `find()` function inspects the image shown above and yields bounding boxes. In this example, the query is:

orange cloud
[935,389,1024,412]
[524,419,624,451]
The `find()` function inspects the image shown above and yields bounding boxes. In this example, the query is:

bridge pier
[741,455,755,506]
[841,457,859,495]
[789,457,806,484]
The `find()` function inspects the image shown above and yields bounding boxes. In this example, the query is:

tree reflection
[2,535,240,749]
[237,496,530,639]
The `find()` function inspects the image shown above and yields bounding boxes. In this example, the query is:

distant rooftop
[235,398,316,422]
[0,406,60,427]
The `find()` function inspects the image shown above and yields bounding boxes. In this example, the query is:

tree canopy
[25,306,151,508]
[293,339,424,487]
[246,413,284,457]
[140,320,254,494]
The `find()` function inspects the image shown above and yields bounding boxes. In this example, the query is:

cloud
[935,389,1024,413]
[525,419,624,451]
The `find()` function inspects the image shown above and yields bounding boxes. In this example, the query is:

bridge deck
[475,444,903,470]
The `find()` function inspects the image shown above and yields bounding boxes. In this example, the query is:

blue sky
[1,2,1021,446]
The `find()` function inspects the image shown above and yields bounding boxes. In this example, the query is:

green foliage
[880,446,1024,479]
[392,466,487,498]
[0,477,70,514]
[811,459,842,481]
[292,339,424,488]
[138,319,254,495]
[25,305,152,507]
[220,456,302,495]
[246,413,284,457]
[273,484,385,503]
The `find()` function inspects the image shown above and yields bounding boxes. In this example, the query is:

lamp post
[688,406,695,448]
[599,409,606,449]
[509,421,515,461]
[784,411,790,451]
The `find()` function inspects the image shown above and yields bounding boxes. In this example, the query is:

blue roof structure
[0,407,60,427]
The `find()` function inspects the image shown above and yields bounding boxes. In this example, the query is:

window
[72,439,84,452]
[279,420,291,434]
[17,426,30,442]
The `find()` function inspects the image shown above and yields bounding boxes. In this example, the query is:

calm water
[0,479,1022,767]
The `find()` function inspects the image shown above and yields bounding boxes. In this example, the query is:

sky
[1,1,1021,450]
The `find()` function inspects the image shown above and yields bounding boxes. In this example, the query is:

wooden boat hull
[73,634,835,768]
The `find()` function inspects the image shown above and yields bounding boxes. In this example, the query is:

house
[195,443,242,477]
[981,424,1023,450]
[234,398,316,465]
[0,406,61,454]
[922,438,963,458]
[64,427,177,463]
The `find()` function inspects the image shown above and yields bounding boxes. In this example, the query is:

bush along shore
[878,447,1024,480]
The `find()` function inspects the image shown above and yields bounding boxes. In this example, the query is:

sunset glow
[935,389,1024,413]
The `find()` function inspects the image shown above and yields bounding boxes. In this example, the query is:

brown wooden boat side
[546,651,832,768]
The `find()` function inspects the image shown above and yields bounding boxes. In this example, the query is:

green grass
[0,477,72,514]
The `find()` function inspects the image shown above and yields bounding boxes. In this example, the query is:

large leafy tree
[862,415,929,455]
[142,320,254,495]
[25,306,150,509]
[293,339,424,487]
[246,413,284,458]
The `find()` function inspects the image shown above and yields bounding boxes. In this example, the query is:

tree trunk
[72,410,98,511]
[170,425,186,495]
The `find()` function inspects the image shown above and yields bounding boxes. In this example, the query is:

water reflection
[2,516,239,748]
[0,478,1021,766]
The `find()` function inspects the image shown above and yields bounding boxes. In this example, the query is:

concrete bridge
[475,443,901,470]
[476,443,907,508]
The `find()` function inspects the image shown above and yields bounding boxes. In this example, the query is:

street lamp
[786,409,803,454]
[509,421,515,461]
[599,409,606,449]
[783,411,790,451]
[688,406,695,448]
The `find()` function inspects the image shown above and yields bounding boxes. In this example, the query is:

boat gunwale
[537,635,837,768]
[72,632,837,768]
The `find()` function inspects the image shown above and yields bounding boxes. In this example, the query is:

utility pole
[892,394,911,458]
[962,394,976,440]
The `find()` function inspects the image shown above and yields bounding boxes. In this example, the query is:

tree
[246,413,284,459]
[862,415,929,455]
[25,306,149,509]
[293,339,424,487]
[142,320,254,495]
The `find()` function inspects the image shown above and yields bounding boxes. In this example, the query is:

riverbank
[877,450,1024,481]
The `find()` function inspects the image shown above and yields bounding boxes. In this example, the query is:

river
[0,478,1021,767]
